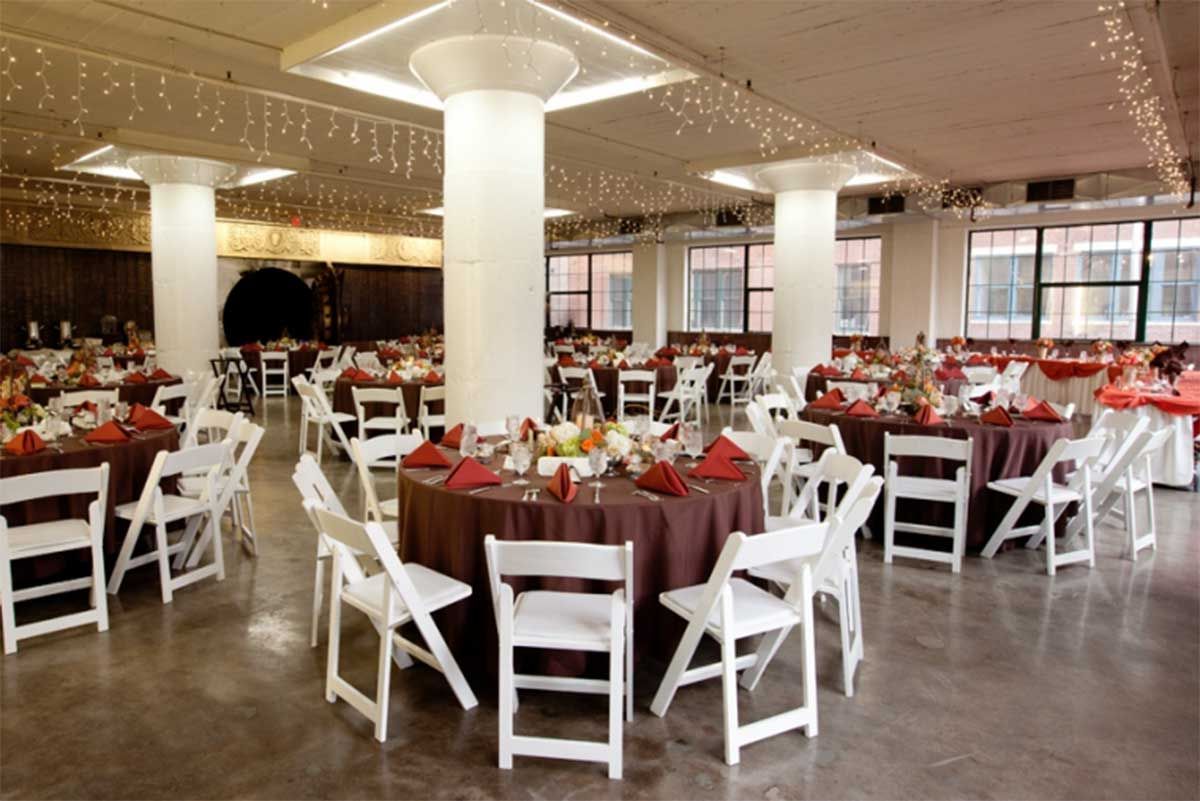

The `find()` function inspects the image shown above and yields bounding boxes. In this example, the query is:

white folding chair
[1048,401,1076,421]
[1000,360,1028,392]
[776,419,847,513]
[59,389,119,418]
[307,502,477,742]
[293,454,358,648]
[553,344,576,356]
[308,349,337,382]
[963,365,997,385]
[484,535,633,780]
[0,465,110,654]
[108,440,234,603]
[349,434,422,520]
[294,376,354,462]
[981,436,1106,575]
[616,370,656,421]
[784,376,809,413]
[716,355,757,420]
[353,386,410,438]
[259,351,290,398]
[180,417,264,558]
[755,392,796,428]
[95,355,115,370]
[182,408,244,448]
[1102,427,1172,560]
[745,402,777,438]
[772,450,875,528]
[715,428,792,518]
[354,352,384,373]
[747,352,775,398]
[747,477,883,700]
[418,385,446,439]
[559,367,606,418]
[883,433,973,573]
[191,375,222,412]
[674,355,703,370]
[150,381,192,429]
[658,365,707,425]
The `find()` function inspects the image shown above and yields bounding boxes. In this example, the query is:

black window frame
[544,250,633,330]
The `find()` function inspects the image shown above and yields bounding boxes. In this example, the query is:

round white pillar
[411,35,578,425]
[127,155,235,377]
[756,160,857,378]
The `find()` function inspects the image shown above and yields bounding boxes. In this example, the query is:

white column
[127,155,235,376]
[887,218,941,346]
[411,35,578,425]
[756,160,857,377]
[631,242,667,348]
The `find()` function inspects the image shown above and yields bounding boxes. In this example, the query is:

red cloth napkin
[75,400,97,415]
[943,356,960,367]
[980,406,1014,427]
[28,373,48,385]
[15,355,35,367]
[809,389,845,410]
[936,367,967,381]
[150,368,173,380]
[735,346,750,356]
[966,354,987,366]
[518,417,540,440]
[635,460,689,496]
[546,463,577,503]
[705,435,750,461]
[84,420,130,443]
[971,390,994,406]
[660,423,680,441]
[129,404,174,431]
[588,360,603,369]
[103,348,115,357]
[912,404,943,426]
[126,372,148,384]
[617,360,631,370]
[814,364,841,377]
[5,430,45,455]
[850,367,868,380]
[689,455,746,481]
[402,440,451,468]
[386,371,404,385]
[242,343,263,352]
[558,355,577,367]
[423,371,443,384]
[339,367,358,380]
[444,457,501,490]
[440,423,464,449]
[1023,400,1063,422]
[656,347,680,358]
[79,374,101,387]
[845,399,879,417]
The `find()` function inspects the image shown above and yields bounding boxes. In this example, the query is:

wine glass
[683,425,703,468]
[459,423,478,460]
[505,414,520,444]
[511,442,532,486]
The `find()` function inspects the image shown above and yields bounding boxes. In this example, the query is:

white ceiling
[0,0,1195,233]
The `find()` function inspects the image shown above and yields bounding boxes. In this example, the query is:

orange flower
[580,438,595,453]
[590,429,604,444]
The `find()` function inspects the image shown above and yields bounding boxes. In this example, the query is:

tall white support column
[127,155,235,376]
[632,242,668,348]
[887,218,941,346]
[756,161,857,378]
[411,36,579,425]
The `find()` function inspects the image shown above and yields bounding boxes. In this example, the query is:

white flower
[550,421,581,443]
[605,430,633,457]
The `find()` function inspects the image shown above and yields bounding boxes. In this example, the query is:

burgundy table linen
[27,377,183,409]
[800,407,1073,550]
[395,450,764,680]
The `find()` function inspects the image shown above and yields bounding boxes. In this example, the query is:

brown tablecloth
[803,373,965,402]
[800,408,1073,550]
[396,450,764,679]
[332,377,442,437]
[27,377,182,408]
[0,427,180,585]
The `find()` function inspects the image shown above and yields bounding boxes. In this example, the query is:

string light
[34,47,53,109]
[127,64,143,120]
[1,43,22,102]
[69,54,87,134]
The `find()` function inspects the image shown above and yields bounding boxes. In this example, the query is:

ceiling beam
[1138,0,1194,164]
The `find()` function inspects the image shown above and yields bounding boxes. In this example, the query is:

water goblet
[505,415,520,444]
[683,425,704,468]
[459,423,479,460]
[511,443,532,486]
[587,444,607,479]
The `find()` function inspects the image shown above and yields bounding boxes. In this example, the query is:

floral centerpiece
[537,421,638,461]
[1,392,47,436]
[1035,337,1054,358]
[849,333,864,353]
[867,346,893,367]
[1091,339,1114,358]
[889,334,944,409]
[950,335,967,354]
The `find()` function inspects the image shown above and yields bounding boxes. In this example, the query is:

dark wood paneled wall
[337,264,443,341]
[0,244,154,351]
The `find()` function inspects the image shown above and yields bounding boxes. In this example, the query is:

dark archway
[222,267,314,345]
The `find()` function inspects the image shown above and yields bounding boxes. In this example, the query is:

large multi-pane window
[688,239,879,333]
[545,251,632,329]
[966,218,1197,342]
[834,238,882,335]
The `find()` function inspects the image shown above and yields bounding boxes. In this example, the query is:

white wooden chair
[180,417,264,558]
[354,352,384,373]
[747,352,775,398]
[352,386,410,438]
[716,429,792,518]
[59,389,119,418]
[776,419,847,512]
[784,376,809,413]
[182,408,244,448]
[962,365,997,385]
[0,465,110,654]
[293,376,354,462]
[553,344,575,356]
[745,402,777,438]
[306,501,477,742]
[308,349,337,382]
[658,364,708,425]
[981,436,1106,575]
[674,355,703,370]
[616,370,656,421]
[484,535,633,779]
[999,360,1028,393]
[417,385,446,439]
[191,375,222,412]
[559,366,606,418]
[107,440,234,603]
[882,433,973,573]
[335,345,357,369]
[747,476,883,700]
[650,520,831,765]
[755,392,796,428]
[716,354,757,420]
[772,450,875,527]
[1102,427,1172,561]
[150,381,192,430]
[95,355,115,370]
[349,434,422,520]
[259,351,290,398]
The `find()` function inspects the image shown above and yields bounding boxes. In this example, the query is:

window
[545,251,632,329]
[834,238,882,335]
[965,217,1198,343]
[688,245,746,332]
[1145,217,1200,343]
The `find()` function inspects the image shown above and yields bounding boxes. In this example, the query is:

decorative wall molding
[0,204,442,267]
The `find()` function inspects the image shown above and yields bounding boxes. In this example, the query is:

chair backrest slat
[0,464,109,505]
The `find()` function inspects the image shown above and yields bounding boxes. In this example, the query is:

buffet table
[395,449,763,679]
[801,407,1074,549]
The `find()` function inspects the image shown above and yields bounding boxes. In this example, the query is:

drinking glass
[683,425,704,467]
[459,423,478,459]
[511,443,532,485]
[115,401,128,422]
[588,444,607,478]
[505,415,520,443]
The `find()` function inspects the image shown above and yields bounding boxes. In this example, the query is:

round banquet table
[332,377,443,438]
[804,373,966,404]
[988,356,1121,416]
[0,426,180,587]
[395,449,764,680]
[1093,385,1200,487]
[800,407,1074,550]
[27,376,182,408]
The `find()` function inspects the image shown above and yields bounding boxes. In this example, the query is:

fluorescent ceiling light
[420,207,575,218]
[326,1,451,58]
[705,170,759,192]
[235,168,296,188]
[73,145,115,164]
[85,164,143,181]
[845,172,891,188]
[525,0,664,62]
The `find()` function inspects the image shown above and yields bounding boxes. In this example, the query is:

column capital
[127,155,236,187]
[410,34,579,102]
[755,158,858,194]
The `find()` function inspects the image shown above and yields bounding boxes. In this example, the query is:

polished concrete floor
[2,397,1198,800]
